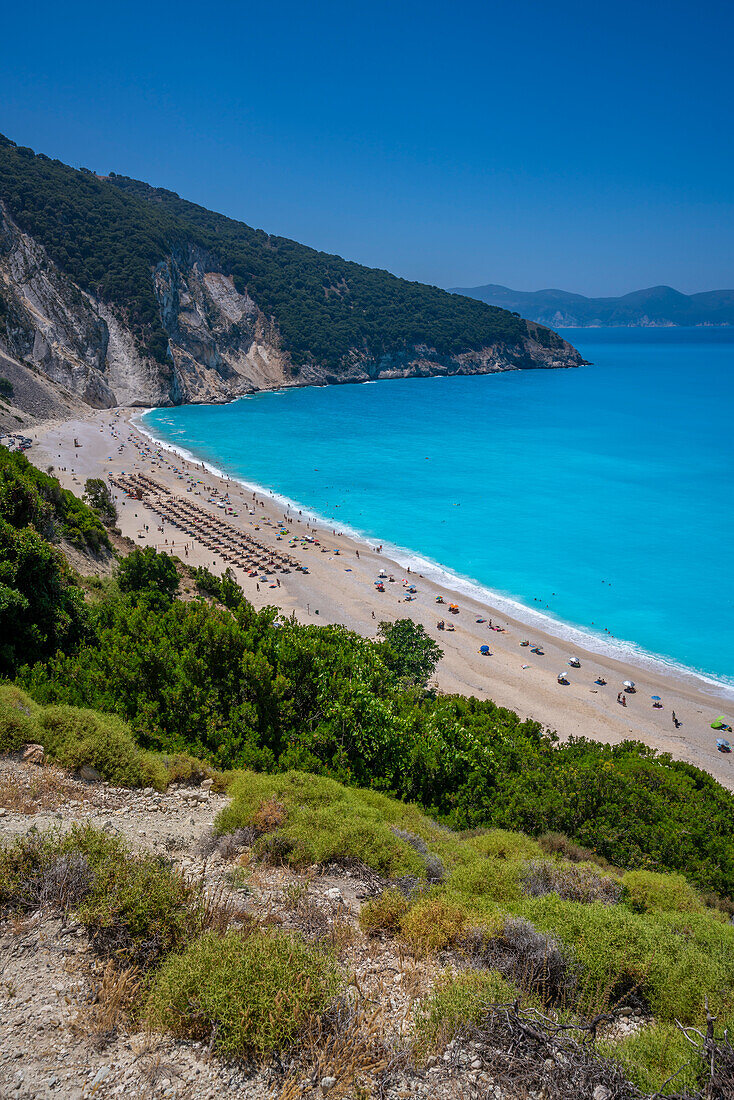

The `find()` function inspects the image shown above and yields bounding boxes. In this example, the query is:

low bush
[37,705,167,789]
[521,859,622,905]
[448,856,523,908]
[0,685,40,752]
[621,869,704,914]
[524,893,734,1022]
[465,829,544,863]
[414,969,519,1057]
[0,825,204,967]
[601,1022,701,1095]
[76,848,199,967]
[359,888,410,937]
[218,771,432,878]
[538,831,616,871]
[145,928,342,1058]
[0,686,223,792]
[0,828,90,912]
[400,897,468,955]
[461,917,574,1007]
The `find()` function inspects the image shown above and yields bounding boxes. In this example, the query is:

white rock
[320,1078,337,1092]
[593,1087,611,1100]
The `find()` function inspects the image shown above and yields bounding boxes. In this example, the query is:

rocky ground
[1,757,562,1100]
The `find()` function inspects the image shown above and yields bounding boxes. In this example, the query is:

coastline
[135,407,733,702]
[25,406,734,792]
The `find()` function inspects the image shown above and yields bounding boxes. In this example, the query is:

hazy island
[451,282,734,328]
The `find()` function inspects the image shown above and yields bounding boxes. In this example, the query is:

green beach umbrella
[711,717,728,730]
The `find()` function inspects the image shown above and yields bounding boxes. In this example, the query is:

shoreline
[24,406,734,792]
[135,407,733,703]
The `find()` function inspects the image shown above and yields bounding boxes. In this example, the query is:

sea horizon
[141,327,734,698]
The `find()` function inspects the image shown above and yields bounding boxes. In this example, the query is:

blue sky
[2,0,731,295]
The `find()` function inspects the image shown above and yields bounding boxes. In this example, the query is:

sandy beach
[24,406,734,792]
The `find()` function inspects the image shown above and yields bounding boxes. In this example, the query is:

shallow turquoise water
[143,328,734,689]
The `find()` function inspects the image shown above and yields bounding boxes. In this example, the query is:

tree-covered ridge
[0,134,532,370]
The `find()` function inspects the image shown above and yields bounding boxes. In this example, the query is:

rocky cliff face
[0,203,584,425]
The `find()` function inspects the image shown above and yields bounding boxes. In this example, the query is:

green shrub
[601,1022,701,1095]
[145,928,342,1058]
[0,684,41,752]
[76,847,198,966]
[622,869,704,914]
[37,705,166,788]
[414,969,518,1057]
[359,888,410,936]
[118,546,178,603]
[218,771,431,878]
[465,829,544,863]
[522,893,734,1022]
[448,856,523,907]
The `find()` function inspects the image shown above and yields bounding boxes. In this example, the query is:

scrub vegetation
[3,447,734,1093]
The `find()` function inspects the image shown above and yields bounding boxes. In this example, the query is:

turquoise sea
[142,328,734,693]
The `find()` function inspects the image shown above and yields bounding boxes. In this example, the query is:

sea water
[143,327,734,691]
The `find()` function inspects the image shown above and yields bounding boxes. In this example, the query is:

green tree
[118,547,178,603]
[377,618,443,686]
[0,518,87,677]
[83,478,117,525]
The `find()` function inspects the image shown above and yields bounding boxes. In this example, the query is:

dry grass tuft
[72,960,140,1048]
[273,991,399,1100]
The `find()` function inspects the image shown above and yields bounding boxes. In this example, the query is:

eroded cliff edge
[0,202,585,426]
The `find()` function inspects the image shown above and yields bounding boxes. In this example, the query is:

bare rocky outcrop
[0,202,585,427]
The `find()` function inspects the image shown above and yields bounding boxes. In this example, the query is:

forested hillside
[0,135,582,413]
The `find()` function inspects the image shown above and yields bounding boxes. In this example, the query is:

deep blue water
[143,328,734,689]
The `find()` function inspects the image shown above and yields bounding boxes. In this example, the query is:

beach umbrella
[623,680,635,689]
[651,695,662,701]
[711,717,728,730]
[480,645,490,655]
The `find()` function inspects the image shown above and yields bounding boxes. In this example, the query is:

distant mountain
[0,135,584,422]
[450,283,734,328]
